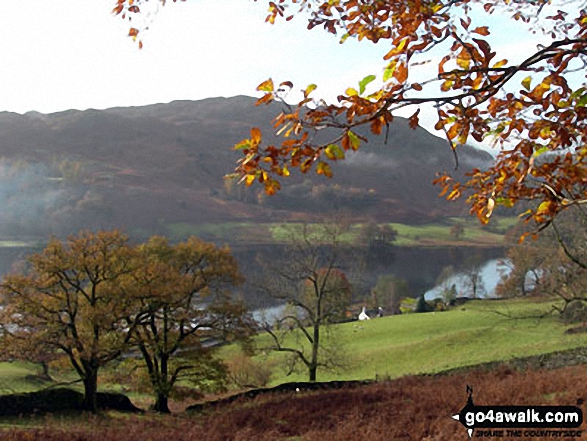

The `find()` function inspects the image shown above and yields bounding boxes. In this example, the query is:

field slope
[1,298,586,440]
[238,298,587,384]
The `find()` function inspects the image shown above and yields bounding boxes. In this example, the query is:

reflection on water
[424,258,511,300]
[234,244,505,308]
[252,304,286,323]
[0,244,508,311]
[255,257,511,321]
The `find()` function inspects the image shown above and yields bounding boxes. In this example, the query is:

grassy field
[165,215,516,247]
[0,297,586,440]
[0,363,53,395]
[224,297,587,384]
[2,297,584,398]
[3,297,580,394]
[1,360,586,440]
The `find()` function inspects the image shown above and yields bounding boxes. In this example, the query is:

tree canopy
[0,231,136,412]
[497,210,587,307]
[113,0,586,233]
[127,236,250,413]
[0,231,250,413]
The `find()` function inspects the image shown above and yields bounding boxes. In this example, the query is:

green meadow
[223,297,587,385]
[2,297,584,399]
[0,363,52,395]
[165,216,515,247]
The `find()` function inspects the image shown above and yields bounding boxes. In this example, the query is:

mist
[0,158,110,239]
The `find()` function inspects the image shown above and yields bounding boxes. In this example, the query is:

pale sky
[0,0,384,114]
[0,0,552,141]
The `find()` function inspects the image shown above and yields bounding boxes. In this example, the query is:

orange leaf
[447,123,460,140]
[472,26,490,36]
[128,28,139,37]
[370,117,383,135]
[256,93,274,106]
[409,109,420,129]
[264,178,281,195]
[251,127,262,145]
[341,133,350,151]
[394,63,408,83]
[257,78,274,93]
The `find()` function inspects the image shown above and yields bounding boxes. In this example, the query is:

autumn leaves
[0,230,249,412]
[224,0,587,233]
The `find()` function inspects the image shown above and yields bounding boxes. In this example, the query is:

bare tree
[461,255,487,300]
[256,220,355,382]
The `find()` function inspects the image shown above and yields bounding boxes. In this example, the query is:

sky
[0,0,553,141]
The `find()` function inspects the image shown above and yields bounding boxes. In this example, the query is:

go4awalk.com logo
[452,386,584,439]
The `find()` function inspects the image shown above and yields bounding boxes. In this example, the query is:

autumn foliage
[0,231,249,413]
[0,231,136,412]
[113,0,587,231]
[127,236,250,413]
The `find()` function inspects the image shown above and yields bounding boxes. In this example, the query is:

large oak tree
[0,230,137,412]
[127,236,252,413]
[0,231,252,413]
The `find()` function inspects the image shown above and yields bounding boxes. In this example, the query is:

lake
[424,257,511,300]
[232,244,505,308]
[0,243,506,307]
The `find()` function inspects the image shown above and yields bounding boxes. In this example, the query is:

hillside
[225,298,587,384]
[0,96,493,239]
[1,297,586,440]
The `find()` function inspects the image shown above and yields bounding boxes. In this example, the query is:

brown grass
[1,364,585,441]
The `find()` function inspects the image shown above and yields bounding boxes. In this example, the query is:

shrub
[561,300,587,324]
[415,295,431,313]
[226,353,273,389]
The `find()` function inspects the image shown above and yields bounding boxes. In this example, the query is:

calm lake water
[0,244,507,312]
[424,257,511,300]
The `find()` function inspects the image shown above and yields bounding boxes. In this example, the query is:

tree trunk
[308,365,317,382]
[38,361,53,381]
[151,353,171,413]
[152,391,171,413]
[309,322,319,382]
[83,367,99,413]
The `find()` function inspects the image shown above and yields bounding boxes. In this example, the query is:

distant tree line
[223,176,378,213]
